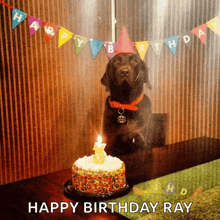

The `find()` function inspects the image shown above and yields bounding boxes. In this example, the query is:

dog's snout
[120,69,130,77]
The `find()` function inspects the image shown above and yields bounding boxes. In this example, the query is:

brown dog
[101,53,153,156]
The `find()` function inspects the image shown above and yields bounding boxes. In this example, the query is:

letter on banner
[163,181,176,194]
[181,32,193,50]
[28,16,43,36]
[58,27,73,48]
[180,188,188,195]
[206,16,220,36]
[165,36,178,55]
[44,22,59,43]
[147,179,163,194]
[103,42,117,59]
[191,24,207,44]
[149,40,164,57]
[135,41,149,60]
[74,35,88,55]
[12,8,27,29]
[89,39,103,59]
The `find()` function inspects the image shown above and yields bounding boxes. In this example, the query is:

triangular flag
[58,27,73,48]
[115,26,135,55]
[146,179,163,194]
[165,36,178,55]
[74,35,88,55]
[191,24,207,44]
[103,42,117,59]
[28,16,43,36]
[181,32,193,50]
[89,39,103,59]
[206,16,220,37]
[12,8,27,29]
[133,187,144,195]
[163,180,176,195]
[44,22,59,43]
[191,186,202,197]
[149,40,164,57]
[135,41,149,60]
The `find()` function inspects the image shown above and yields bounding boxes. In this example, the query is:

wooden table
[1,137,220,220]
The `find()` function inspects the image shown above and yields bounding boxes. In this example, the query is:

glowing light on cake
[93,135,107,164]
[97,135,102,147]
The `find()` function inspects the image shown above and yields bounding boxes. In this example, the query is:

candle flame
[97,135,102,144]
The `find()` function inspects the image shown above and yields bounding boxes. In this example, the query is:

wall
[0,0,220,185]
[116,0,220,144]
[0,0,111,184]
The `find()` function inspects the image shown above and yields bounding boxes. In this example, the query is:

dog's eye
[114,60,121,65]
[131,60,138,65]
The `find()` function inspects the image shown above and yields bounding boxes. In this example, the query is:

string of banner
[1,1,220,60]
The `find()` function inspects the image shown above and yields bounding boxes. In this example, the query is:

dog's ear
[141,61,152,90]
[101,62,111,92]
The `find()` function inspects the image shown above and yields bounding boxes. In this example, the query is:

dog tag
[117,108,126,123]
[117,115,126,123]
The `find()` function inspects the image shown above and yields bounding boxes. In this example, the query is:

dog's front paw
[129,132,146,148]
[119,133,145,154]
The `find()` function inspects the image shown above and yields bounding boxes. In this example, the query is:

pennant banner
[89,39,103,59]
[44,22,59,43]
[165,36,178,55]
[206,16,220,37]
[181,32,193,50]
[135,41,149,60]
[103,42,117,59]
[28,16,43,36]
[74,35,87,55]
[12,8,26,29]
[58,27,73,48]
[149,40,164,57]
[191,23,207,44]
[2,2,220,60]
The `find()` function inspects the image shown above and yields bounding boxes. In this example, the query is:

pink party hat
[115,27,135,55]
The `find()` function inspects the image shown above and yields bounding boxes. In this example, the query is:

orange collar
[109,93,144,111]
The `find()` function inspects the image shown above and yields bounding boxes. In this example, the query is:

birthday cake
[72,155,126,195]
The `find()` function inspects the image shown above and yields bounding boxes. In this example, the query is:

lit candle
[93,135,107,164]
[96,135,103,148]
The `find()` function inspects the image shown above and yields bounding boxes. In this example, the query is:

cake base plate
[63,179,133,202]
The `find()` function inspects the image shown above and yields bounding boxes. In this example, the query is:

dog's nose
[121,69,130,77]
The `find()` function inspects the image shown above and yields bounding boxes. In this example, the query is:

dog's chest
[106,106,144,126]
[104,95,150,126]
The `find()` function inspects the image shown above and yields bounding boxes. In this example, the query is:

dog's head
[101,53,152,92]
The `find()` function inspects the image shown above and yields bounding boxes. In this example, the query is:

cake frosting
[72,155,126,195]
[74,155,123,171]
